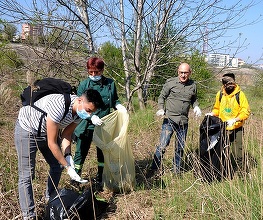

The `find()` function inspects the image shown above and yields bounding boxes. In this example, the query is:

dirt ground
[0,66,261,219]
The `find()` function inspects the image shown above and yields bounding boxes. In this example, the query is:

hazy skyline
[3,0,263,64]
[217,0,263,64]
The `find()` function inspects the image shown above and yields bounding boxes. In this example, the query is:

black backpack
[20,78,76,136]
[219,90,240,105]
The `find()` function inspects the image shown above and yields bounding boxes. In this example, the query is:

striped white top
[18,94,81,135]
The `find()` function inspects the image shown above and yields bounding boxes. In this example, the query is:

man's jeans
[151,118,188,173]
[14,121,63,219]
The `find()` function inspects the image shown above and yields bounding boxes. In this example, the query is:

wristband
[64,153,71,157]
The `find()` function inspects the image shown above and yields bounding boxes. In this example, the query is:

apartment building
[21,23,43,42]
[208,53,242,68]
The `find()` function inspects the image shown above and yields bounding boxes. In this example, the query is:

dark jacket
[74,76,121,137]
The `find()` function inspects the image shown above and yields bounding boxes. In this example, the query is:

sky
[217,0,263,64]
[2,0,263,65]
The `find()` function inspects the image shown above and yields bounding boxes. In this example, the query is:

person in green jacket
[147,63,202,176]
[73,57,127,188]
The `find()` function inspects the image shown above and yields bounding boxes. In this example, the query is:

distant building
[21,23,43,43]
[208,53,243,67]
[238,58,245,66]
[208,53,230,67]
[255,64,263,69]
[230,57,239,68]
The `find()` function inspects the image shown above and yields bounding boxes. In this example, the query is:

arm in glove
[67,166,88,183]
[193,106,202,117]
[227,118,237,127]
[91,115,103,126]
[156,109,165,116]
[65,155,75,169]
[115,104,127,113]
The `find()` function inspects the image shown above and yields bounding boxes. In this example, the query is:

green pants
[73,129,104,181]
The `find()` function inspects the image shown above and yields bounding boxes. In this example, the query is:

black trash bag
[199,116,224,156]
[67,189,102,220]
[45,188,79,220]
[198,115,231,182]
[45,188,108,220]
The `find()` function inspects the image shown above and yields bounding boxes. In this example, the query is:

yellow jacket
[212,84,250,130]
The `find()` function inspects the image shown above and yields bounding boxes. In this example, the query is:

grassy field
[0,69,263,219]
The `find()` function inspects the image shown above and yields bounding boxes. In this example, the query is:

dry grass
[1,68,263,219]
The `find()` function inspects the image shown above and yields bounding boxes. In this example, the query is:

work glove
[116,104,127,113]
[67,166,88,183]
[65,155,75,169]
[205,112,214,116]
[91,115,103,126]
[227,118,236,127]
[193,106,202,117]
[156,109,165,116]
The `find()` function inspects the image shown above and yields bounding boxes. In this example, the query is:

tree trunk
[74,0,94,53]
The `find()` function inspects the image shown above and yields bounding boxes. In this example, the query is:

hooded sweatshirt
[212,84,250,130]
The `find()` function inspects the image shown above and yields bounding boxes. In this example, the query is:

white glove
[227,118,236,127]
[67,166,88,183]
[156,109,165,116]
[91,115,103,126]
[193,106,202,117]
[205,112,214,116]
[116,104,127,113]
[65,155,75,169]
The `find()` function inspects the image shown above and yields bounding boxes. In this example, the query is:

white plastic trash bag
[93,110,135,192]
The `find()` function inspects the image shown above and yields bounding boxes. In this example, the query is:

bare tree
[57,0,95,53]
[100,0,260,109]
[0,0,105,84]
[0,0,260,108]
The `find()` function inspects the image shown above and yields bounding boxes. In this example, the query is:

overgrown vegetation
[248,68,263,100]
[0,45,23,75]
[0,20,18,42]
[0,45,263,219]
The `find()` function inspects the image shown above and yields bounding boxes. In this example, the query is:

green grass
[129,107,158,135]
[125,86,263,219]
[1,69,263,219]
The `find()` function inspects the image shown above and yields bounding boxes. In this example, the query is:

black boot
[146,154,163,178]
[96,166,103,183]
[92,166,103,192]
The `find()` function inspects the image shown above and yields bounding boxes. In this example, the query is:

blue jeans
[151,118,188,173]
[14,121,63,219]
